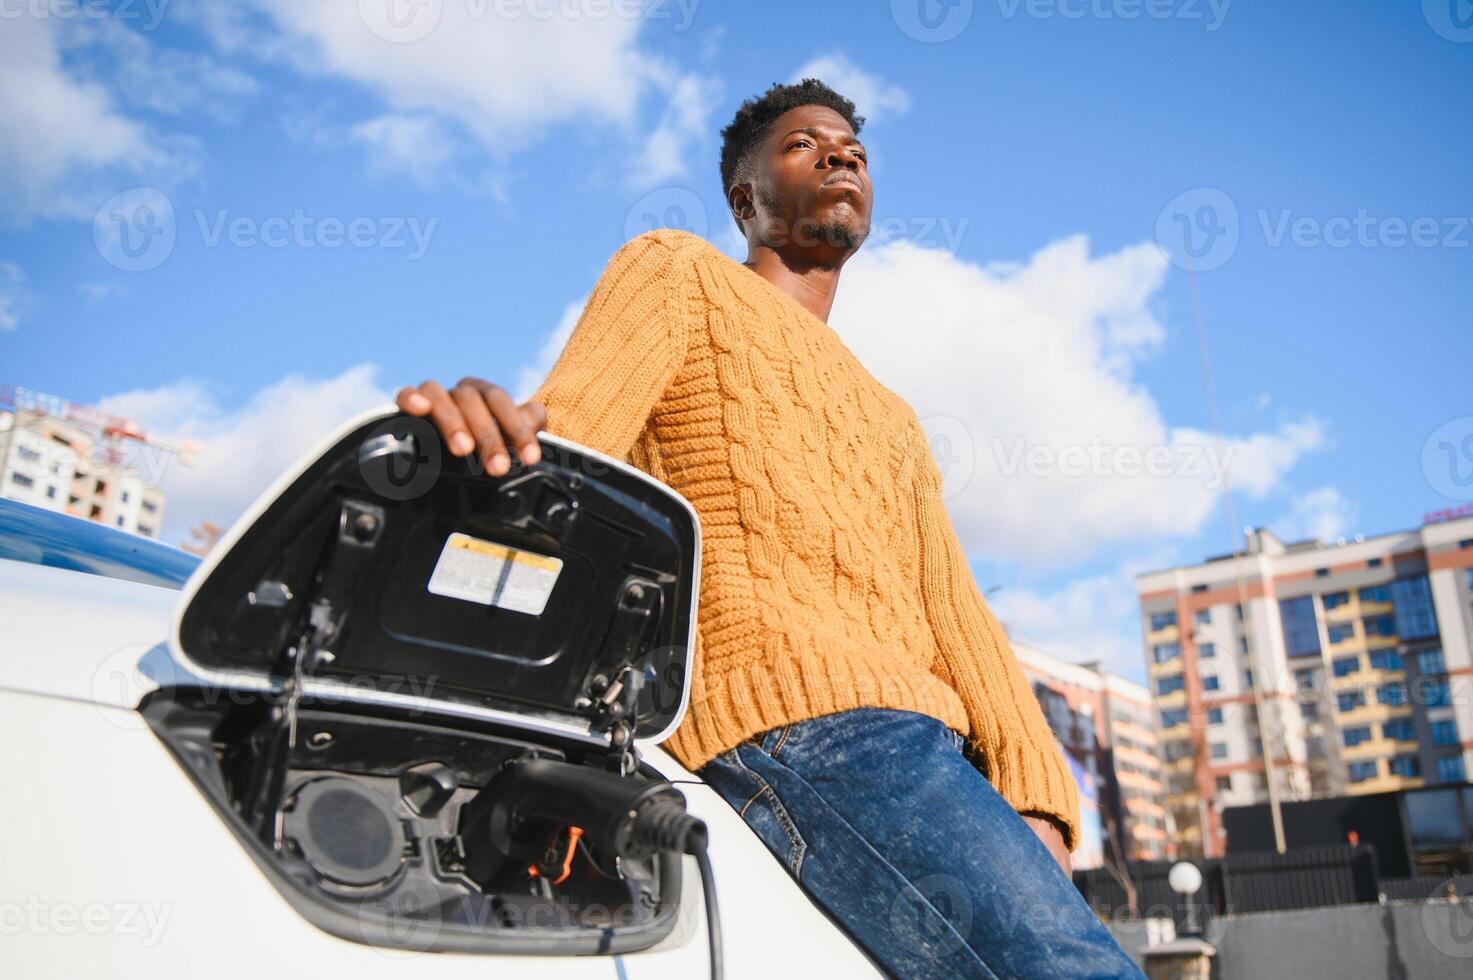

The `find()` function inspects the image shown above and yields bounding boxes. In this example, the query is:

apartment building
[1015,643,1170,865]
[1136,514,1473,857]
[0,408,167,539]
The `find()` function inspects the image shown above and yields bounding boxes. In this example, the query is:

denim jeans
[698,707,1144,979]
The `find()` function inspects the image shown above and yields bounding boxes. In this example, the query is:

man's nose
[824,146,861,170]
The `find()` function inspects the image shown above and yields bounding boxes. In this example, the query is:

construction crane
[0,383,202,468]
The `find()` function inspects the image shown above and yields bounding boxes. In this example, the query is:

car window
[0,498,199,590]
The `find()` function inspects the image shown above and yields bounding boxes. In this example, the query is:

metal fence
[1074,844,1387,928]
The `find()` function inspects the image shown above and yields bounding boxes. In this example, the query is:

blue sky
[3,0,1470,680]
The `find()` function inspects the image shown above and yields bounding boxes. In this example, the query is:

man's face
[740,104,873,257]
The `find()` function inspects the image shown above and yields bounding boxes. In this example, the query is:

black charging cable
[467,759,723,980]
[630,800,722,980]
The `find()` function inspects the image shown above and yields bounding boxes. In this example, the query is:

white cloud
[831,236,1327,565]
[792,54,910,124]
[990,572,1148,681]
[514,299,585,402]
[1273,485,1358,544]
[64,16,258,118]
[247,0,717,186]
[351,114,458,185]
[97,365,390,543]
[0,15,158,222]
[0,262,22,332]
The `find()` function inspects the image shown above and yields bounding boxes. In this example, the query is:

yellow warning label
[427,532,563,615]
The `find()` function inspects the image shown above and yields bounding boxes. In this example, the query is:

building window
[1161,708,1188,728]
[1377,682,1407,706]
[1338,691,1366,712]
[1460,538,1473,550]
[1279,595,1321,657]
[1153,643,1180,664]
[142,499,158,514]
[1466,569,1473,591]
[1348,760,1379,783]
[1157,674,1185,696]
[1301,701,1319,720]
[121,490,130,504]
[1244,669,1255,689]
[1328,623,1355,644]
[1431,720,1458,746]
[1391,575,1439,641]
[1215,776,1233,791]
[1343,726,1373,747]
[1390,755,1421,778]
[1210,743,1228,760]
[115,515,125,527]
[1235,603,1244,621]
[45,485,57,499]
[1332,656,1361,677]
[1424,681,1451,707]
[1363,615,1396,638]
[1369,650,1403,671]
[1207,707,1224,725]
[1416,649,1445,675]
[1436,757,1466,782]
[1198,642,1216,658]
[10,472,34,488]
[1239,637,1249,653]
[17,445,41,463]
[1323,590,1350,610]
[1194,609,1212,625]
[1368,558,1383,568]
[1382,719,1416,741]
[1359,584,1390,602]
[1200,674,1221,691]
[1150,611,1177,631]
[1192,584,1209,594]
[1315,568,1330,578]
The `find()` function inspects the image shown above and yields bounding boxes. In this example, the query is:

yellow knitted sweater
[532,229,1080,846]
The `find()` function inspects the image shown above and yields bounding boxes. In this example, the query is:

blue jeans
[698,707,1144,979]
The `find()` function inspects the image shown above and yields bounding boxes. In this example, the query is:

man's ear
[727,181,756,224]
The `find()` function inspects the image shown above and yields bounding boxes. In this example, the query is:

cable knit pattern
[531,229,1080,846]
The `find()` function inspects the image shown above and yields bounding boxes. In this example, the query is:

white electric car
[0,407,880,979]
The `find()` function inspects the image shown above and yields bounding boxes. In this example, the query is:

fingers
[475,381,541,469]
[398,379,544,477]
[520,399,548,434]
[417,381,476,457]
[395,386,432,415]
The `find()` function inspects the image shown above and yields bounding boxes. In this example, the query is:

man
[397,80,1142,978]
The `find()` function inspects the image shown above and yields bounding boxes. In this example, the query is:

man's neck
[743,245,845,323]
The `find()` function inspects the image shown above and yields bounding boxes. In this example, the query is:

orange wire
[551,827,584,884]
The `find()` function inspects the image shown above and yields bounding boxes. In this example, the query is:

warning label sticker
[426,532,563,616]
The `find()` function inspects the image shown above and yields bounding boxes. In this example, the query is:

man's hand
[396,379,548,476]
[1022,814,1073,878]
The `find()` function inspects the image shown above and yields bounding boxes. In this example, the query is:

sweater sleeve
[910,425,1082,850]
[528,232,694,461]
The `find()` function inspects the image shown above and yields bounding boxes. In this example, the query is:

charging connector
[459,757,722,979]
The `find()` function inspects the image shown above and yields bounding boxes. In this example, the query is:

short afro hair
[719,78,864,195]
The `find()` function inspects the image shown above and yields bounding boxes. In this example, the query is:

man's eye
[788,140,812,150]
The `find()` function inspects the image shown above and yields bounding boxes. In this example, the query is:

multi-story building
[0,408,167,539]
[1136,515,1473,857]
[1015,643,1170,865]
